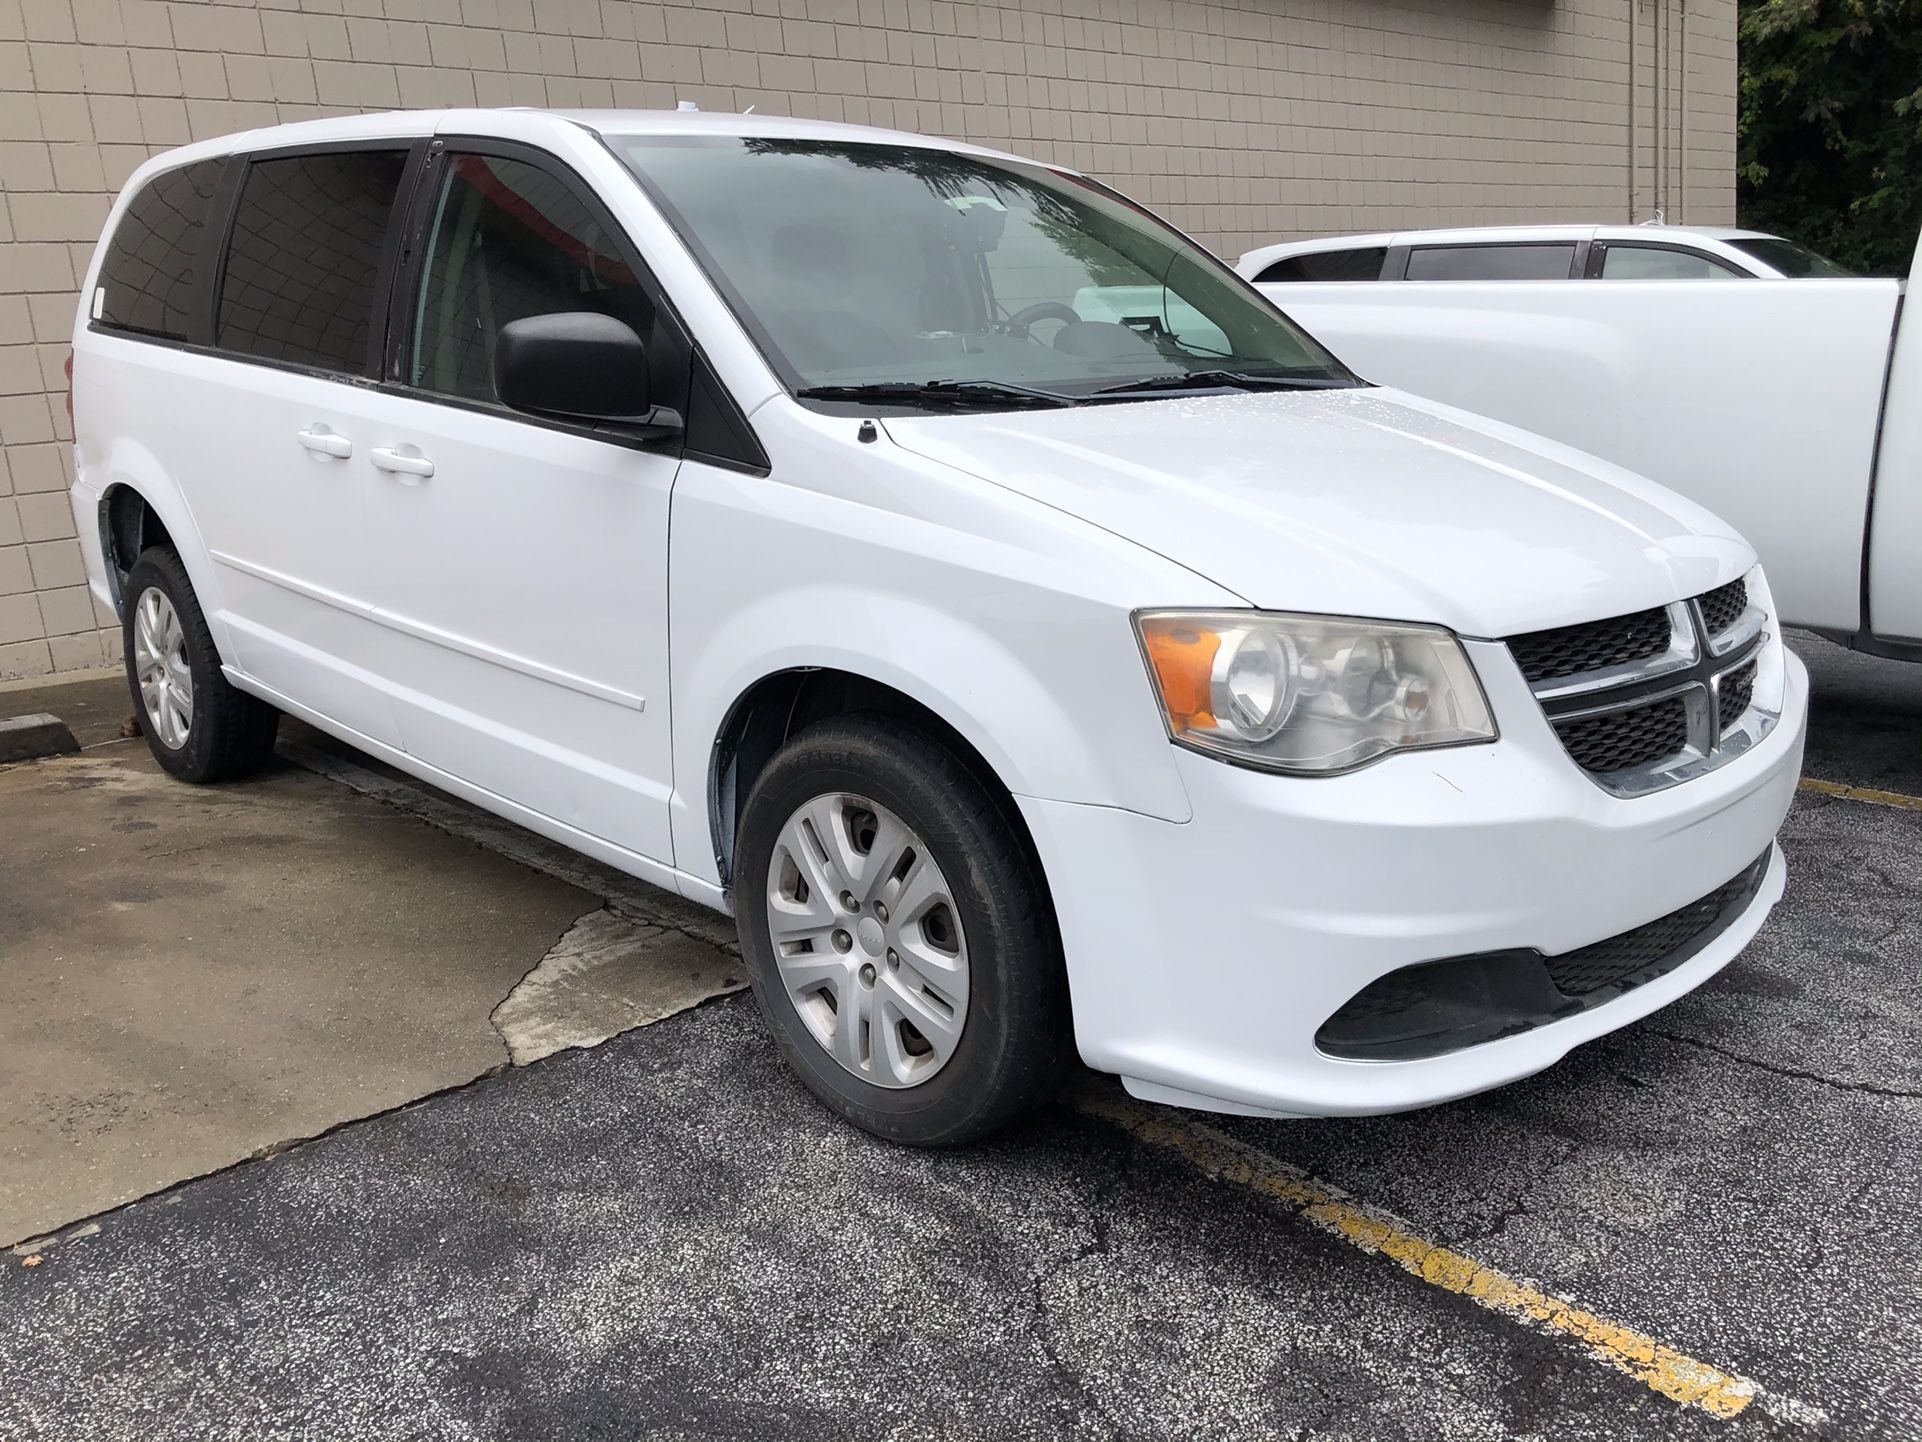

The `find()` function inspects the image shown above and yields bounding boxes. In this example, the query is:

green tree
[1738,0,1922,275]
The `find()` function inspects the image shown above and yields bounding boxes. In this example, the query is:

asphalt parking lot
[1,632,1918,1440]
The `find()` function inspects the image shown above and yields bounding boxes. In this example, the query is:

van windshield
[613,135,1356,404]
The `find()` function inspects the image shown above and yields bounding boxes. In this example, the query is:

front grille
[1505,580,1773,794]
[1718,661,1757,730]
[1699,578,1748,637]
[1555,695,1689,773]
[1506,606,1669,684]
[1317,849,1773,1060]
[1545,853,1769,995]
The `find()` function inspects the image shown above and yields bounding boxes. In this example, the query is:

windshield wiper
[1088,369,1357,398]
[794,379,1079,410]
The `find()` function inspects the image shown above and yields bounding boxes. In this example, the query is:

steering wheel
[1004,301,1082,337]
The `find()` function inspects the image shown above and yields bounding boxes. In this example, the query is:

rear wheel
[122,546,279,783]
[734,714,1070,1145]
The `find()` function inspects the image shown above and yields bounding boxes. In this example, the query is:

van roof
[132,106,1045,176]
[555,108,1035,165]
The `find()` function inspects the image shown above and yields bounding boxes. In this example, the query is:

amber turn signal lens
[1134,609,1496,774]
[1140,617,1221,733]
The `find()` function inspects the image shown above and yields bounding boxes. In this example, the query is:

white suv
[71,109,1807,1142]
[1237,224,1853,284]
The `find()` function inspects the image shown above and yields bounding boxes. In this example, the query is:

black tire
[734,714,1072,1145]
[122,546,279,784]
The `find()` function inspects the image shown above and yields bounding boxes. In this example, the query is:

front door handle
[370,446,435,479]
[296,425,352,459]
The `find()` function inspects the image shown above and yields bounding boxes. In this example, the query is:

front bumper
[1020,642,1808,1119]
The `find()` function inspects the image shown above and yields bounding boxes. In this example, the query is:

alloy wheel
[133,585,193,750]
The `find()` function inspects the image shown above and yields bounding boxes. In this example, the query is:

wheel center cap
[855,917,886,954]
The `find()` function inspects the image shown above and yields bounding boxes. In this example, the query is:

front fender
[665,453,1236,887]
[670,586,1193,888]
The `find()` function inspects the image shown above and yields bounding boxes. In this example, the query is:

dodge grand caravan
[71,109,1808,1143]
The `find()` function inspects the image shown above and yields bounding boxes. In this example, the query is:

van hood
[882,386,1753,638]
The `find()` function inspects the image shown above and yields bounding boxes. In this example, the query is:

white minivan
[72,109,1807,1143]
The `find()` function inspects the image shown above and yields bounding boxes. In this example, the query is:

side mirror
[493,313,680,438]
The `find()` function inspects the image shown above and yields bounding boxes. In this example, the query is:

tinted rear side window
[95,159,227,341]
[1405,244,1576,281]
[1255,248,1387,283]
[217,149,409,373]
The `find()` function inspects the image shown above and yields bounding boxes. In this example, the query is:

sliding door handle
[369,446,435,479]
[296,425,352,459]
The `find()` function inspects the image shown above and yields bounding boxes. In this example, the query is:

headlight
[1134,610,1497,774]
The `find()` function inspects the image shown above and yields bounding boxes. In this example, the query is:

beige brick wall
[0,0,1733,680]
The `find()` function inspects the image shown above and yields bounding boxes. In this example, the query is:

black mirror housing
[493,313,679,436]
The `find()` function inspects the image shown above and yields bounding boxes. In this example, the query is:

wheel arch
[707,667,1054,917]
[91,428,222,625]
[100,481,178,616]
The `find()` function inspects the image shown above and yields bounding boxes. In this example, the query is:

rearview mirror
[494,313,680,438]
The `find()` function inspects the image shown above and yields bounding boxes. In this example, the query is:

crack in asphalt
[1444,1132,1583,1251]
[1868,921,1907,950]
[1647,1027,1922,1100]
[1024,1164,1124,1440]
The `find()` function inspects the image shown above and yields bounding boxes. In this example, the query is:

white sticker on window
[92,286,105,320]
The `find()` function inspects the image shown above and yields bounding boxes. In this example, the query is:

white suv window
[1599,244,1741,280]
[1405,244,1577,281]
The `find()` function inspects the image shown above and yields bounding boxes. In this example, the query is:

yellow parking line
[1076,1092,1762,1419]
[1799,777,1922,811]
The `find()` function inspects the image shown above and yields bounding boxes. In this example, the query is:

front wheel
[122,546,279,783]
[734,715,1071,1145]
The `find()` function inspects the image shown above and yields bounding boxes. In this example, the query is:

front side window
[96,159,227,341]
[1598,244,1740,280]
[613,136,1353,399]
[1256,248,1388,283]
[1405,244,1577,281]
[1726,236,1853,278]
[216,149,409,373]
[409,154,656,403]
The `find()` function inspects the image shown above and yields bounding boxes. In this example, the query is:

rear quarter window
[216,148,410,374]
[95,159,228,341]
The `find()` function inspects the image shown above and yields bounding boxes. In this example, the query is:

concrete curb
[0,665,121,695]
[0,714,81,764]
